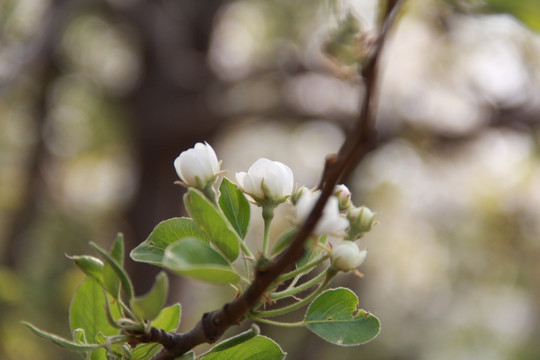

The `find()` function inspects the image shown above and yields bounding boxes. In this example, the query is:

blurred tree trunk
[117,0,226,292]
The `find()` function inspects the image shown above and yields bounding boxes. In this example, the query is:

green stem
[277,255,329,283]
[118,300,137,321]
[262,205,275,257]
[240,242,254,259]
[247,316,305,328]
[270,270,327,300]
[252,272,337,318]
[240,241,254,279]
[202,183,217,204]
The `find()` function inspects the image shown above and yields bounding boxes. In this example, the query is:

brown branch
[150,2,405,359]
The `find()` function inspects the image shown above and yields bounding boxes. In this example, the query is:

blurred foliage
[1,0,540,359]
[484,0,540,32]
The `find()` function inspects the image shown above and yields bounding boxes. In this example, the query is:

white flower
[332,242,367,271]
[235,158,294,204]
[294,189,349,236]
[174,142,220,188]
[334,184,352,210]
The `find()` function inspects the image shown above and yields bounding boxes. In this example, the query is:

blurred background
[1,0,540,359]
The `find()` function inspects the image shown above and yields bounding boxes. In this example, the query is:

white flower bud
[334,184,352,210]
[332,242,367,271]
[235,158,294,205]
[294,189,349,236]
[174,142,220,189]
[347,206,375,240]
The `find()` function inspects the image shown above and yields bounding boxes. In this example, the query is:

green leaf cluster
[26,234,179,360]
[26,166,381,359]
[131,180,252,285]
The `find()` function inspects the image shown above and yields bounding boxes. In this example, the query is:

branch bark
[150,1,405,359]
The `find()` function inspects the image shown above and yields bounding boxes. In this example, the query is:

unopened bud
[347,206,375,240]
[334,184,352,210]
[331,242,367,272]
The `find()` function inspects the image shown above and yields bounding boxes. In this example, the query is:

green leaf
[132,304,181,360]
[90,242,134,301]
[484,0,540,32]
[130,218,209,265]
[218,178,251,239]
[66,255,105,288]
[90,347,108,360]
[103,234,124,298]
[130,272,169,321]
[185,188,240,261]
[69,278,121,344]
[201,335,285,360]
[163,238,240,284]
[210,324,260,352]
[271,228,297,256]
[304,288,380,346]
[23,322,102,352]
[296,237,321,269]
[152,303,181,332]
[177,352,195,360]
[110,233,125,264]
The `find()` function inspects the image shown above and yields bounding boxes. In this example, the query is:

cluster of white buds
[293,187,349,236]
[291,184,374,272]
[174,142,376,273]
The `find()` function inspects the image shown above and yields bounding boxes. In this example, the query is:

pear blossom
[294,189,349,236]
[332,242,367,271]
[174,142,220,188]
[235,158,294,204]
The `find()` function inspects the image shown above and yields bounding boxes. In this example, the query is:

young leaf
[152,303,181,332]
[130,272,169,321]
[163,238,240,284]
[103,234,125,298]
[69,278,121,344]
[304,288,380,346]
[184,188,240,261]
[110,233,125,265]
[218,178,250,239]
[131,304,181,360]
[72,328,87,344]
[296,237,321,269]
[200,335,285,360]
[90,242,134,301]
[66,255,105,288]
[22,322,103,352]
[130,218,209,265]
[210,324,260,352]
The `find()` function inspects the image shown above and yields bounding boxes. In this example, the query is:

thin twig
[149,2,405,359]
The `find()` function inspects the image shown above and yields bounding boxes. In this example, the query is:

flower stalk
[262,205,275,257]
[251,270,337,318]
